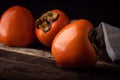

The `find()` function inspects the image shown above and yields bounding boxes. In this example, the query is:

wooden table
[0,43,120,80]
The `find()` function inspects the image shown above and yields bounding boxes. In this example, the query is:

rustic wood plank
[0,43,120,80]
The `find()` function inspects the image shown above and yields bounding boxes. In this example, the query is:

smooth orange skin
[52,19,97,69]
[0,5,35,47]
[35,9,70,47]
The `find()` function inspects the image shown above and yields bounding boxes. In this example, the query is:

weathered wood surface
[0,43,120,80]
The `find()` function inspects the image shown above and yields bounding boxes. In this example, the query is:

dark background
[0,0,119,27]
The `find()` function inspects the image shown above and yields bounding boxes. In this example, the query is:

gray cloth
[98,22,120,62]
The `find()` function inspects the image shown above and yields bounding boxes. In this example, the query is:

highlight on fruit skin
[51,19,98,69]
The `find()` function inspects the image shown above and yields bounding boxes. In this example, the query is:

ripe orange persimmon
[35,9,70,47]
[0,5,35,47]
[52,19,97,69]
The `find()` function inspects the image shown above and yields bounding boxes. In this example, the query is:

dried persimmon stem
[88,27,112,62]
[35,11,59,33]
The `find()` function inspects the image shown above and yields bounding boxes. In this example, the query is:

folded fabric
[98,22,120,63]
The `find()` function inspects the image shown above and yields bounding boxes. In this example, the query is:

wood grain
[0,43,120,80]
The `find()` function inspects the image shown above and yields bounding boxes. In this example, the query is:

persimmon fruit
[35,9,70,47]
[0,5,35,47]
[52,19,97,69]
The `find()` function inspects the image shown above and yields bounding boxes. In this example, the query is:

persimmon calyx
[88,27,104,54]
[88,27,111,62]
[35,11,59,33]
